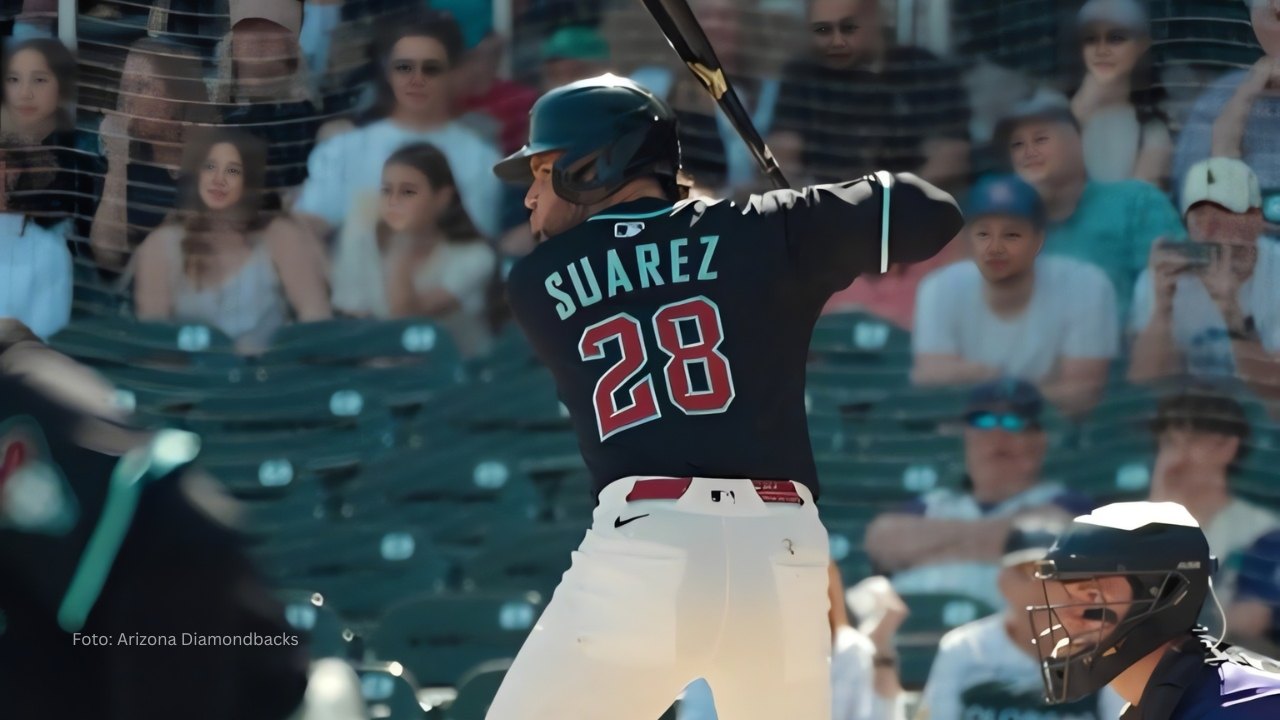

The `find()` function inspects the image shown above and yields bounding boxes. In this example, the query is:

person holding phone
[1129,158,1280,401]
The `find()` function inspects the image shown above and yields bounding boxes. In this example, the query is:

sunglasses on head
[390,59,449,77]
[967,411,1036,432]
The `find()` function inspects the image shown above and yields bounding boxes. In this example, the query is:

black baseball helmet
[493,74,681,205]
[1029,502,1215,704]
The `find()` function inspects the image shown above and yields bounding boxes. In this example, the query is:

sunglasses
[967,411,1036,432]
[390,60,449,78]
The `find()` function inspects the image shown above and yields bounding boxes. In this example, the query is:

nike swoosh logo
[614,514,650,528]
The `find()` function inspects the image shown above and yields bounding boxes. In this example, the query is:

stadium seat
[462,526,585,598]
[49,317,241,369]
[278,590,353,660]
[356,662,427,719]
[1043,442,1153,502]
[262,318,462,369]
[817,455,963,504]
[444,659,510,720]
[809,311,912,366]
[895,592,998,688]
[368,593,544,687]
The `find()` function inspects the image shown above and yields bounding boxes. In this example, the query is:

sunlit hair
[2,38,77,130]
[175,127,270,280]
[380,142,483,243]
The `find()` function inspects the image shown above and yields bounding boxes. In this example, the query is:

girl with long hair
[332,142,495,357]
[1069,0,1172,185]
[132,128,331,354]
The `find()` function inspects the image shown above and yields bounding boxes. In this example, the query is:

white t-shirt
[412,241,497,358]
[0,215,72,339]
[920,614,1127,720]
[913,257,1119,382]
[1129,239,1280,378]
[295,118,503,238]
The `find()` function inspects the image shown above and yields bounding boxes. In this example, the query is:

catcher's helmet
[1029,502,1215,704]
[493,74,681,205]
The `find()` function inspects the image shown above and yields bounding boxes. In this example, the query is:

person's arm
[386,242,495,319]
[266,218,333,322]
[132,227,176,320]
[752,173,964,295]
[863,514,1013,572]
[1040,358,1110,418]
[89,115,132,273]
[911,355,1001,386]
[292,133,347,245]
[1212,57,1280,159]
[1128,245,1186,383]
[1229,333,1280,409]
[1041,264,1118,416]
[1132,121,1173,188]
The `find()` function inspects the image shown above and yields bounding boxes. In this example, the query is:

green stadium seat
[462,526,585,597]
[368,593,544,687]
[809,311,913,365]
[444,659,510,720]
[1043,442,1153,502]
[436,369,568,431]
[896,592,998,688]
[817,455,964,504]
[262,318,462,371]
[278,590,353,659]
[49,317,241,369]
[357,662,427,719]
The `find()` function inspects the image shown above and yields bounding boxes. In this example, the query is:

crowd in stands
[3,0,1280,718]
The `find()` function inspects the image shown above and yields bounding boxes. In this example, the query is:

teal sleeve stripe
[56,430,201,633]
[876,171,893,274]
[588,206,675,222]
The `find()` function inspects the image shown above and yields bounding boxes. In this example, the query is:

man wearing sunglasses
[1130,158,1280,407]
[865,379,1094,611]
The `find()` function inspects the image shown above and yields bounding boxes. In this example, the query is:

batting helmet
[1029,502,1215,704]
[493,74,681,205]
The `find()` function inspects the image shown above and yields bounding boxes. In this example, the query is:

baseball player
[487,74,963,720]
[1030,501,1280,719]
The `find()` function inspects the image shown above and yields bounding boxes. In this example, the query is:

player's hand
[1201,245,1248,332]
[1148,238,1188,318]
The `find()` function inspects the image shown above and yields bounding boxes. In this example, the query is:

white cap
[1077,0,1149,33]
[229,0,302,37]
[1180,157,1263,217]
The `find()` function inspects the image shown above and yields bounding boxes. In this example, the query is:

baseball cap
[229,0,302,36]
[541,26,610,63]
[965,174,1047,229]
[1149,385,1250,440]
[1179,157,1262,218]
[965,378,1044,425]
[1077,0,1150,34]
[1002,518,1065,568]
[993,96,1080,152]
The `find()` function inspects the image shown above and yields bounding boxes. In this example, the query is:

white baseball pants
[486,477,832,720]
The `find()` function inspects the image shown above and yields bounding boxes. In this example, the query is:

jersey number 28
[578,296,735,440]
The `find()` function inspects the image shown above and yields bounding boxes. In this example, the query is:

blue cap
[966,378,1044,422]
[965,174,1048,229]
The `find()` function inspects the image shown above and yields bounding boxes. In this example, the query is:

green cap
[541,26,610,63]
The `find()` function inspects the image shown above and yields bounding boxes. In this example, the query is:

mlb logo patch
[615,222,645,238]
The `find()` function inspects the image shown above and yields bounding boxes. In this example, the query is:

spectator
[1069,0,1172,185]
[678,563,907,720]
[0,146,72,339]
[542,25,612,92]
[89,38,216,274]
[1129,158,1280,398]
[1228,530,1280,656]
[132,128,331,354]
[331,143,495,357]
[1145,386,1279,601]
[864,379,1093,610]
[2,37,73,145]
[999,97,1184,321]
[770,0,970,187]
[632,0,781,194]
[454,32,539,155]
[912,175,1117,417]
[916,520,1126,720]
[1172,0,1280,202]
[293,10,503,244]
[213,0,323,204]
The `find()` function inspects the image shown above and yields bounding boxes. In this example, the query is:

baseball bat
[638,0,790,190]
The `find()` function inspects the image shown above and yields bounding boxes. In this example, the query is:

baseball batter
[487,75,963,720]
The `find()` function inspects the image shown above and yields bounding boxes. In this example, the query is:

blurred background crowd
[2,0,1280,718]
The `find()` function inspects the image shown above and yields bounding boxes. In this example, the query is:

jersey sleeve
[748,173,964,295]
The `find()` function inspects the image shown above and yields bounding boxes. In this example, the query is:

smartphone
[1163,240,1212,270]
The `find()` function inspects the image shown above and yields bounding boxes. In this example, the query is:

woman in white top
[293,10,502,242]
[132,128,331,354]
[0,149,72,339]
[332,142,496,358]
[1069,0,1172,186]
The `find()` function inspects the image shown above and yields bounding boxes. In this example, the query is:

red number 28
[578,297,735,440]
